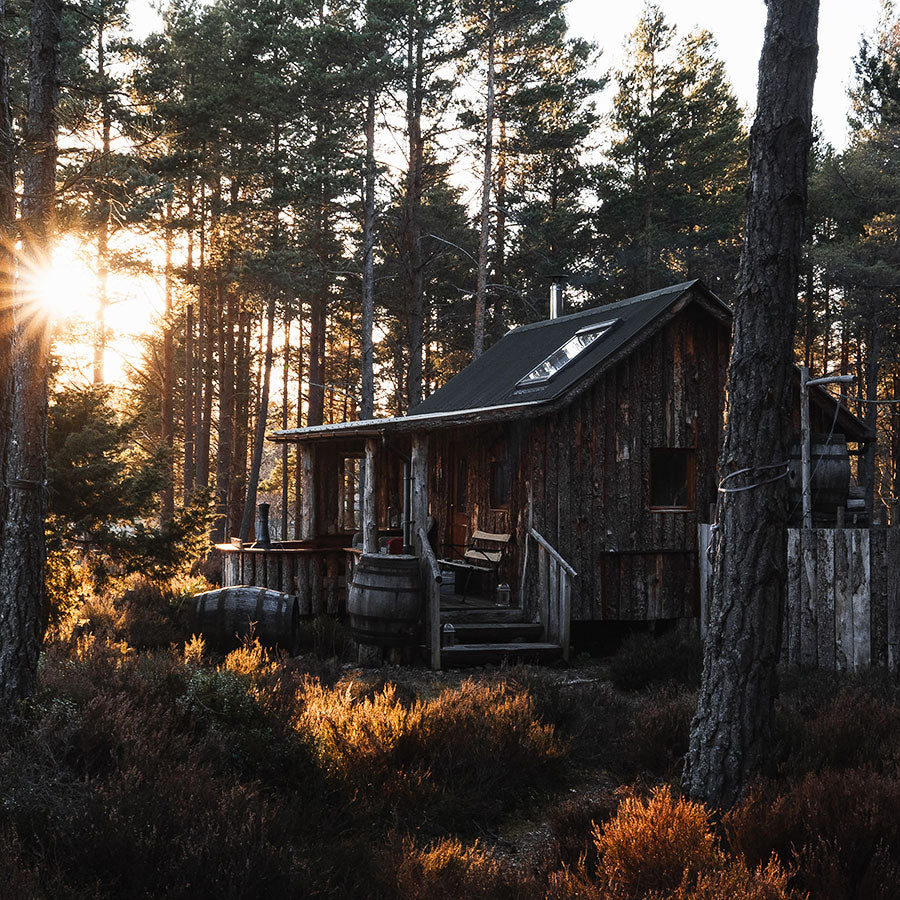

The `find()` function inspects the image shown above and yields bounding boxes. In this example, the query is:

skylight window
[516,319,617,388]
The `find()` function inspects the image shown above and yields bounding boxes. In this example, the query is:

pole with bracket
[800,370,856,530]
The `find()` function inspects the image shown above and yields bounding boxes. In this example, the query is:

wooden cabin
[220,279,870,667]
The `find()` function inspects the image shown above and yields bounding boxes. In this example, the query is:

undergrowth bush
[392,836,526,899]
[727,769,900,900]
[295,677,564,833]
[547,787,799,900]
[609,628,703,691]
[625,686,695,777]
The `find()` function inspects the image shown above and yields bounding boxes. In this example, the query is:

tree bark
[240,293,276,542]
[183,302,195,503]
[212,277,234,542]
[361,86,376,420]
[861,307,879,522]
[404,6,425,411]
[93,12,110,386]
[0,0,61,711]
[684,0,820,809]
[281,313,290,539]
[160,201,175,522]
[474,0,495,360]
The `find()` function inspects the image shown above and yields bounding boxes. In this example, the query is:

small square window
[489,456,510,510]
[650,449,694,510]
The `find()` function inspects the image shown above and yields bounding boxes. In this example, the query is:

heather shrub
[297,613,355,660]
[671,857,801,900]
[592,787,722,898]
[727,770,900,900]
[543,790,620,872]
[53,572,205,651]
[776,686,900,777]
[625,686,695,777]
[393,837,527,900]
[505,666,633,772]
[544,788,799,900]
[609,628,702,691]
[295,677,563,832]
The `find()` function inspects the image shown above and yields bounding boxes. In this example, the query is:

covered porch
[218,415,572,668]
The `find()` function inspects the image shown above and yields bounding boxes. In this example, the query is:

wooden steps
[440,606,525,624]
[439,642,562,667]
[449,621,544,643]
[434,603,562,667]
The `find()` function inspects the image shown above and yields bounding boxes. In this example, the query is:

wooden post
[300,444,316,540]
[410,433,440,670]
[410,433,429,538]
[800,365,812,529]
[363,438,377,554]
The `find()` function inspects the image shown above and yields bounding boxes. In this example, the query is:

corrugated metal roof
[410,280,720,416]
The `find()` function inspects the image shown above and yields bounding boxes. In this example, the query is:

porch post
[410,433,429,540]
[300,443,317,540]
[410,431,440,670]
[362,438,377,554]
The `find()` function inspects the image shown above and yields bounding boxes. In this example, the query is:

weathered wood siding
[781,527,900,673]
[427,302,729,622]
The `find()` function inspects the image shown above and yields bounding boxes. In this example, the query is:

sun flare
[28,253,97,322]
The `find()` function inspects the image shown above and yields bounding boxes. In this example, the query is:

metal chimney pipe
[550,282,562,319]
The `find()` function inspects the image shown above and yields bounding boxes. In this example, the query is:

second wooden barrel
[193,586,300,653]
[347,554,423,647]
[788,436,850,516]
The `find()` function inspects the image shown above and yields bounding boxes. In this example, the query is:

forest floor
[2,572,899,899]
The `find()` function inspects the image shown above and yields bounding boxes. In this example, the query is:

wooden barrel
[347,554,423,647]
[193,587,299,653]
[789,436,850,516]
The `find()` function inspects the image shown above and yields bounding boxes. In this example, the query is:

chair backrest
[463,531,512,566]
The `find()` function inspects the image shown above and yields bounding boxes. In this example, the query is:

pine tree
[596,4,746,298]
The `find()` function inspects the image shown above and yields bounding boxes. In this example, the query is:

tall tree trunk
[0,0,61,711]
[281,313,290,539]
[240,293,276,542]
[803,258,814,368]
[293,309,305,538]
[684,0,820,809]
[93,13,110,386]
[307,162,328,427]
[183,302,195,503]
[212,277,234,542]
[229,308,251,533]
[361,86,376,419]
[892,372,900,519]
[404,7,425,411]
[195,178,210,488]
[861,307,880,522]
[160,201,175,521]
[493,44,508,342]
[474,0,495,360]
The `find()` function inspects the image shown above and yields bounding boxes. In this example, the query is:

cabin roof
[410,280,726,416]
[271,279,869,444]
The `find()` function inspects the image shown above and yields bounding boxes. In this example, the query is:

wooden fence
[699,526,900,673]
[219,545,355,618]
[784,528,900,672]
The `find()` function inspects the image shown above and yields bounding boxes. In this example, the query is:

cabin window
[516,319,618,388]
[650,449,694,510]
[489,454,510,510]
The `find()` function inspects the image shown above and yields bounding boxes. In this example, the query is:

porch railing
[417,524,442,670]
[527,527,576,661]
[219,543,353,618]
